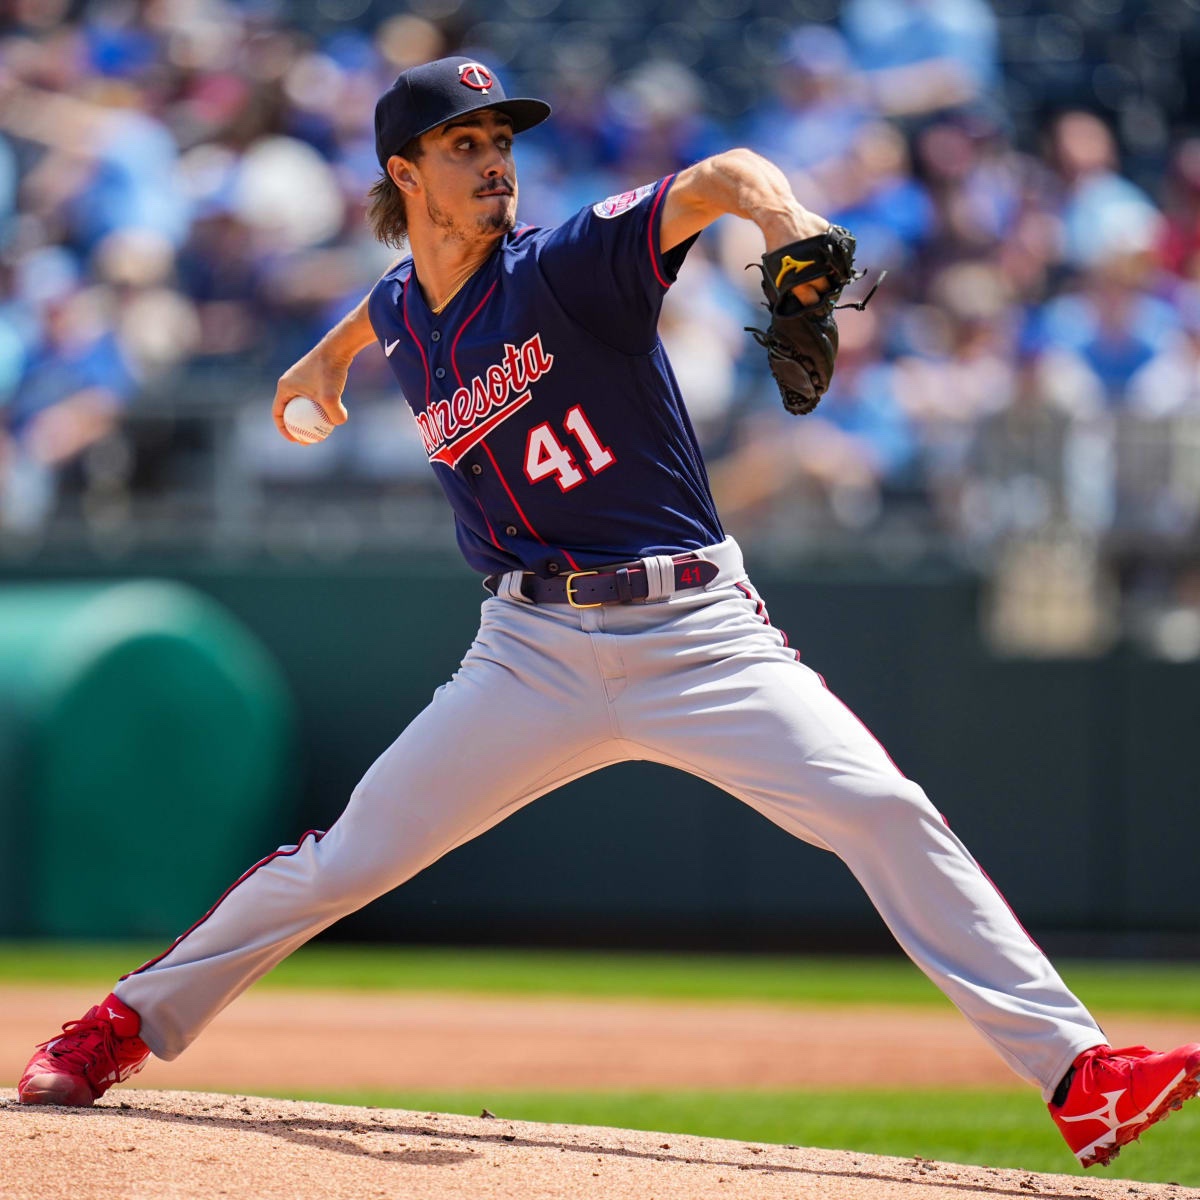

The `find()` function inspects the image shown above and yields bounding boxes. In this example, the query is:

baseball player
[18,56,1200,1171]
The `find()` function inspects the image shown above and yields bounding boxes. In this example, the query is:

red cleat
[18,993,150,1106]
[1050,1042,1200,1167]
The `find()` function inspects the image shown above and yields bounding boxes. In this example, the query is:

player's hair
[367,137,424,248]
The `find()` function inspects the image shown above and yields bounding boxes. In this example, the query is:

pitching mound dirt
[3,1089,1198,1200]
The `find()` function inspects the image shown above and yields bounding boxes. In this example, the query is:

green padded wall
[5,560,1200,948]
[0,581,295,938]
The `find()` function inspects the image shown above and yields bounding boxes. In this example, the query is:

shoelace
[1076,1045,1152,1091]
[1088,1045,1151,1072]
[36,1014,120,1075]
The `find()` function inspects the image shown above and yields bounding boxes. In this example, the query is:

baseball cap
[374,56,551,168]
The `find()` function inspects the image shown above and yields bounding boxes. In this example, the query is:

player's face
[418,111,518,242]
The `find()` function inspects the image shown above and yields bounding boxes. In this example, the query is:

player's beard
[479,199,516,234]
[426,188,516,241]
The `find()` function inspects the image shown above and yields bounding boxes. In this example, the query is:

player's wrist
[758,205,830,251]
[317,328,369,369]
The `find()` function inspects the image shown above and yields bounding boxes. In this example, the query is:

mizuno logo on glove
[773,256,815,289]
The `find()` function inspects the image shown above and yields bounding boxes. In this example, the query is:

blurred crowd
[4,0,1200,651]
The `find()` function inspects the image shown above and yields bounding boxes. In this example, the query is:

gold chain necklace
[430,269,476,315]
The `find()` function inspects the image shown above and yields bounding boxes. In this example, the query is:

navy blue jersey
[367,174,725,576]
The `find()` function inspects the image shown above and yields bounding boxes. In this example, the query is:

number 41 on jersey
[524,405,615,492]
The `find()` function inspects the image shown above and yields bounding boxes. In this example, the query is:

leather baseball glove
[746,225,882,415]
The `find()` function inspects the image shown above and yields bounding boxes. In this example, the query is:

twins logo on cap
[374,56,550,169]
[458,62,494,94]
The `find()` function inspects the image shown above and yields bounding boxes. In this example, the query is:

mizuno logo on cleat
[1059,1089,1126,1133]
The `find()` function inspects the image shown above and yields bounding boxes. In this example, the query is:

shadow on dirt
[31,1098,1086,1198]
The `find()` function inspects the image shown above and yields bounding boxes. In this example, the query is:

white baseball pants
[116,536,1104,1097]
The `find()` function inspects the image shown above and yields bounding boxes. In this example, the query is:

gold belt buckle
[564,570,601,608]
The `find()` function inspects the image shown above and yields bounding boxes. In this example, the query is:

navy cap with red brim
[374,56,551,168]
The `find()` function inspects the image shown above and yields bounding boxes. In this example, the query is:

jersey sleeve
[366,260,409,346]
[535,174,699,355]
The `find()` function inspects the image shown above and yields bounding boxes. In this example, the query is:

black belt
[484,555,719,608]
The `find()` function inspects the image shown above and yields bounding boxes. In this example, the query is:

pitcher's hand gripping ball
[746,224,882,416]
[283,396,335,444]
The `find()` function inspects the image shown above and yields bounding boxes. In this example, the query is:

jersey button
[434,367,446,379]
[431,331,441,342]
[470,463,483,475]
[505,525,518,537]
[547,562,560,573]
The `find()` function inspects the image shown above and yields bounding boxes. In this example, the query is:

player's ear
[387,154,420,196]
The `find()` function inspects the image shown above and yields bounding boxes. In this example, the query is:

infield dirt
[4,983,1199,1093]
[4,985,1200,1199]
[4,1089,1200,1200]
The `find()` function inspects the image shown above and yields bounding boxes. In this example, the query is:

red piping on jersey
[647,175,675,290]
[481,441,581,572]
[403,273,501,552]
[451,279,499,370]
[119,829,327,980]
[475,494,500,548]
[735,581,801,661]
[450,278,509,555]
[450,276,580,572]
[402,282,430,409]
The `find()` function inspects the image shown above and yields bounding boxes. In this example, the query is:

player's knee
[308,813,444,911]
[310,857,392,912]
[859,777,940,829]
[303,831,405,910]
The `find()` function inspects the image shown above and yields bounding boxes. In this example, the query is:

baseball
[283,396,335,444]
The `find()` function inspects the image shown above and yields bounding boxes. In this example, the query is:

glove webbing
[745,327,824,415]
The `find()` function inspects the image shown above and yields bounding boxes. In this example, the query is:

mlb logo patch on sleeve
[593,182,657,219]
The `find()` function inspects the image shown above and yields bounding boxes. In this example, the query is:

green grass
[253,1086,1200,1186]
[7,943,1200,1183]
[3,942,1200,1016]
